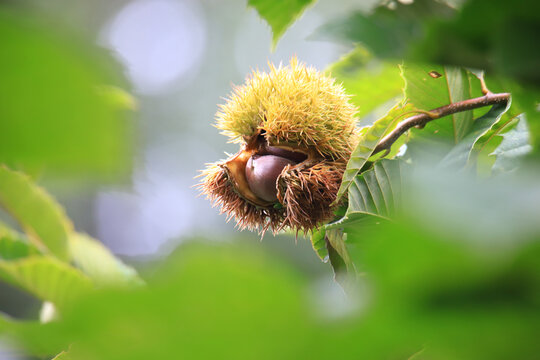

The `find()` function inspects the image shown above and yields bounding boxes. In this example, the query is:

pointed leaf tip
[248,0,315,49]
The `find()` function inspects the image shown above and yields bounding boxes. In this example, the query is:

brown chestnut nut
[245,155,295,202]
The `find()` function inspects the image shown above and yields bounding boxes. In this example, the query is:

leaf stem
[373,92,511,155]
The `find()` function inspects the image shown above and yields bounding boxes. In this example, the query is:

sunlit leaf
[0,256,92,309]
[491,114,532,173]
[401,63,474,144]
[95,85,137,111]
[70,233,143,288]
[0,166,72,260]
[327,46,403,119]
[248,0,315,49]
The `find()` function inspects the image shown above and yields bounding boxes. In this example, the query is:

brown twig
[372,92,511,155]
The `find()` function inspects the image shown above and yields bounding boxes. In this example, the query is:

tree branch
[372,92,511,155]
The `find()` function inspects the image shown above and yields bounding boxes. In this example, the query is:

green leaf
[325,160,403,276]
[327,47,404,119]
[337,159,403,229]
[467,75,525,172]
[70,233,143,287]
[0,166,72,260]
[491,114,532,174]
[504,83,540,157]
[309,228,328,262]
[0,8,132,178]
[0,256,92,309]
[248,0,315,49]
[311,0,455,58]
[441,102,510,169]
[0,223,41,260]
[401,63,474,144]
[0,315,66,357]
[470,110,521,175]
[325,228,354,280]
[334,102,414,203]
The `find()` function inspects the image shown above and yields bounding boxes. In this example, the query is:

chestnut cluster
[199,58,358,235]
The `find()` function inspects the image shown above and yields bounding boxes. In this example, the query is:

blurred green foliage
[0,7,133,178]
[1,0,539,359]
[2,219,538,359]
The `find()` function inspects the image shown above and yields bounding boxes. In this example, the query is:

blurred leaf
[0,8,132,178]
[0,256,92,310]
[0,223,41,260]
[346,221,540,360]
[0,232,538,360]
[95,85,137,111]
[248,0,315,49]
[412,0,540,87]
[335,102,414,203]
[0,316,66,357]
[312,0,455,58]
[55,243,312,360]
[491,114,532,173]
[441,102,509,169]
[328,47,403,119]
[69,233,143,288]
[0,166,72,260]
[402,63,474,144]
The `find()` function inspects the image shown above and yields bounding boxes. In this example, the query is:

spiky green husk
[216,58,358,159]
